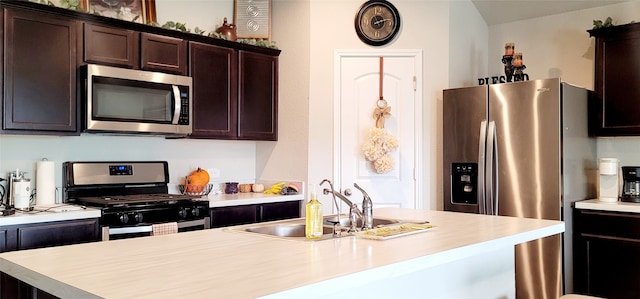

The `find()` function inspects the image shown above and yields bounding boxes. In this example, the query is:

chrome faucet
[319,179,343,236]
[354,183,373,230]
[324,188,363,233]
[320,179,374,233]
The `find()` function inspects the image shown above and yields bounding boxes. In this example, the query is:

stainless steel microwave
[83,64,193,136]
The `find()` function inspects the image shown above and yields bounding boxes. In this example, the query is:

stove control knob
[134,213,144,223]
[178,208,188,218]
[191,207,200,217]
[119,213,129,224]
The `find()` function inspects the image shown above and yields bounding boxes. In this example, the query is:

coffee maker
[621,166,640,203]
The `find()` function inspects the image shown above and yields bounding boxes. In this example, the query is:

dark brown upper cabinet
[189,46,278,141]
[141,33,187,75]
[2,7,79,135]
[82,22,138,68]
[189,42,238,139]
[589,22,640,136]
[1,0,280,139]
[82,23,187,75]
[238,51,278,141]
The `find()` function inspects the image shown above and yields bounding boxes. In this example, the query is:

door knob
[343,188,352,196]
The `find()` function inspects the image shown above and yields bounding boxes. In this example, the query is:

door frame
[333,49,424,209]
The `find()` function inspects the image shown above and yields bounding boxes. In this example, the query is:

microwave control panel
[178,85,190,125]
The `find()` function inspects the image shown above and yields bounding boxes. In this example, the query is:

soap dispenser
[305,184,323,240]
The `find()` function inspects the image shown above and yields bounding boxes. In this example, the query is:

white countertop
[0,194,302,226]
[205,192,303,207]
[0,205,101,226]
[0,208,563,299]
[173,180,304,208]
[575,198,640,213]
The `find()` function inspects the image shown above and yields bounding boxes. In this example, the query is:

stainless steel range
[63,161,210,240]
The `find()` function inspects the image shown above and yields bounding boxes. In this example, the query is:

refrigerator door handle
[487,121,498,215]
[478,120,488,215]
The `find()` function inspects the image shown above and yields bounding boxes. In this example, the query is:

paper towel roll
[36,160,56,206]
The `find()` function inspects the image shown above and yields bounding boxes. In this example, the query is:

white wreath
[362,128,398,174]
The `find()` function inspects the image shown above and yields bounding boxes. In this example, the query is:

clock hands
[373,18,392,25]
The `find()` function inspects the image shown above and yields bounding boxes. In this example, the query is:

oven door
[84,64,192,135]
[102,217,210,241]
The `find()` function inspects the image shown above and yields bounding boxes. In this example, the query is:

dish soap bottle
[305,184,323,240]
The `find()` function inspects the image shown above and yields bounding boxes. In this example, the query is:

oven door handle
[102,217,210,241]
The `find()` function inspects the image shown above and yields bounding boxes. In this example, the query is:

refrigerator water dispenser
[451,163,478,205]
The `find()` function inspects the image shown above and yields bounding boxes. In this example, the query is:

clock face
[354,0,401,46]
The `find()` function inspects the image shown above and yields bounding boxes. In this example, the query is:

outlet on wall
[208,168,221,178]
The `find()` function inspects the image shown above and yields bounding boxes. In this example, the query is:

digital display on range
[109,165,133,176]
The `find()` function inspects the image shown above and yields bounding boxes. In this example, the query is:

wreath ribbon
[361,56,398,174]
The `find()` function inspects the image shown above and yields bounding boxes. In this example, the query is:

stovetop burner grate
[76,193,201,206]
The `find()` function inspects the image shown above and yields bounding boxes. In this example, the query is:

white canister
[598,158,619,202]
[599,158,619,176]
[12,179,31,209]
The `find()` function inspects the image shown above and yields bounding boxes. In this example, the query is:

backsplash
[597,137,640,167]
[0,134,257,200]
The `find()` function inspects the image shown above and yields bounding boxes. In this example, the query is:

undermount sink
[227,215,402,241]
[245,223,334,237]
[323,215,400,228]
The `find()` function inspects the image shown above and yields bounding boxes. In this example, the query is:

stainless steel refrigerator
[442,78,596,298]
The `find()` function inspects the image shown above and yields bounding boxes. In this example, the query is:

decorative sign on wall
[234,0,271,39]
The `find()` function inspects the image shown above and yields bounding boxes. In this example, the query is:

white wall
[439,0,489,211]
[307,0,451,211]
[449,0,489,88]
[0,135,256,199]
[488,1,640,171]
[255,0,310,184]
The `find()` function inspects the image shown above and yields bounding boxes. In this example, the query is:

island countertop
[0,208,563,299]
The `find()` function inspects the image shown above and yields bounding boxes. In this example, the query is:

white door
[334,50,423,212]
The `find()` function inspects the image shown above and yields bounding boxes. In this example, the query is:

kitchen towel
[151,222,178,236]
[36,159,56,206]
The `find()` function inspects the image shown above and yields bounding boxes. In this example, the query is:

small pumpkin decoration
[184,168,210,193]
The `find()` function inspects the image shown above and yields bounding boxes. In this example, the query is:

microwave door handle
[171,85,181,124]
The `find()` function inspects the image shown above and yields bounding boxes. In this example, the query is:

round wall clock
[354,0,401,46]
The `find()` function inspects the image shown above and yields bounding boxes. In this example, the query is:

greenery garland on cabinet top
[26,0,278,49]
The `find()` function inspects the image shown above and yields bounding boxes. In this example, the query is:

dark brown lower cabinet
[0,218,99,299]
[210,201,301,228]
[574,209,640,298]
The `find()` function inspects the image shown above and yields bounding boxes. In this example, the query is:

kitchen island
[0,208,563,299]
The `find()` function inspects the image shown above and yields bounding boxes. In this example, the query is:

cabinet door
[210,205,258,228]
[3,8,78,134]
[260,201,301,222]
[189,42,237,138]
[238,51,278,140]
[591,22,640,135]
[82,23,138,68]
[583,237,640,299]
[0,229,8,253]
[574,209,640,298]
[141,33,187,75]
[16,219,99,250]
